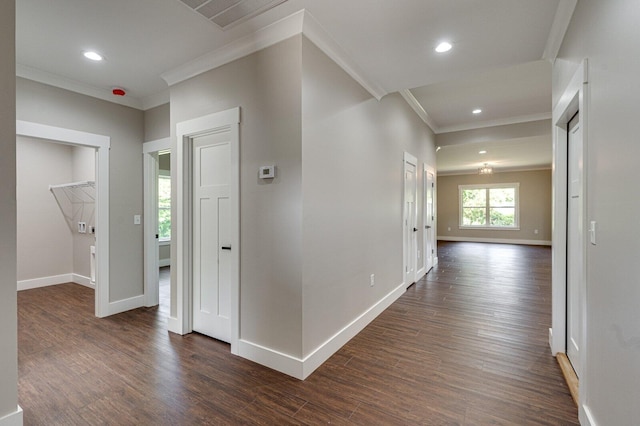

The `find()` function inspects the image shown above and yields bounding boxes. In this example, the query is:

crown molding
[16,63,144,110]
[399,89,438,133]
[161,9,387,101]
[437,112,552,134]
[437,165,552,177]
[542,0,578,62]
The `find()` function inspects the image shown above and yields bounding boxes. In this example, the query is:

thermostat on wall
[259,165,275,179]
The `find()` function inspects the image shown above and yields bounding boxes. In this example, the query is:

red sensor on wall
[112,88,126,96]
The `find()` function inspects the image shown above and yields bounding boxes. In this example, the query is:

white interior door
[424,168,435,273]
[567,113,583,377]
[404,153,418,286]
[192,131,232,343]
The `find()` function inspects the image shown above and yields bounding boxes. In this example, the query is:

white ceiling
[16,0,573,173]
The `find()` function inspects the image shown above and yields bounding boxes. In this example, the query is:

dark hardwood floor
[18,242,578,425]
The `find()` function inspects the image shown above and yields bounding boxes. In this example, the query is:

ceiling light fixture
[436,146,442,152]
[83,51,103,61]
[435,42,452,53]
[472,109,482,114]
[479,150,487,154]
[478,163,493,175]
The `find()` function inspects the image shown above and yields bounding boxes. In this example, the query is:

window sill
[459,226,520,231]
[159,239,171,246]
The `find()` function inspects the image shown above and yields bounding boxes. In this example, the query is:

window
[158,173,171,241]
[459,183,519,229]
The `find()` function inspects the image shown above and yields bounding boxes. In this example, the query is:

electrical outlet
[78,222,86,233]
[447,227,451,231]
[534,229,539,235]
[370,274,375,287]
[134,215,141,225]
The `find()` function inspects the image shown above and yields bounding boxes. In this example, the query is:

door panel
[193,132,231,343]
[567,114,583,377]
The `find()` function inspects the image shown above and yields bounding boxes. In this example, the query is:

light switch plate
[134,215,141,225]
[259,165,275,179]
[589,221,597,245]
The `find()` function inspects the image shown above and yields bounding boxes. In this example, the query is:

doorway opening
[143,137,171,315]
[423,164,437,274]
[16,120,110,317]
[403,152,418,287]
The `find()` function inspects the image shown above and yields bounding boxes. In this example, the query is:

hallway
[17,242,578,424]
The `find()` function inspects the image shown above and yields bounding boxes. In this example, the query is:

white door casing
[143,137,171,308]
[174,107,239,355]
[567,114,583,378]
[192,131,232,342]
[403,152,418,286]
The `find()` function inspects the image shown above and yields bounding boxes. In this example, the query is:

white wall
[554,0,640,423]
[16,78,145,303]
[170,36,304,357]
[170,34,436,375]
[144,103,170,142]
[16,137,74,281]
[301,37,436,355]
[0,0,19,422]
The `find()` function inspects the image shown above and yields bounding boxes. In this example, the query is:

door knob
[413,228,418,232]
[425,226,431,229]
[221,246,231,250]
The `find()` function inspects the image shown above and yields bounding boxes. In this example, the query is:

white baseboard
[437,236,552,246]
[238,281,407,380]
[549,328,554,353]
[72,274,95,289]
[17,273,98,291]
[159,258,171,267]
[238,339,304,379]
[17,274,73,291]
[581,405,597,426]
[0,406,23,426]
[167,316,183,335]
[107,294,145,316]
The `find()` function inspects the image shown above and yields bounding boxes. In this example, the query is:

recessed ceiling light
[83,51,103,61]
[472,109,482,114]
[435,42,452,53]
[479,150,487,154]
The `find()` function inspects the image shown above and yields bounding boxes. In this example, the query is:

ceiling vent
[179,0,288,30]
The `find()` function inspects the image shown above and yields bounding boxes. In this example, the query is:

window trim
[458,183,520,230]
